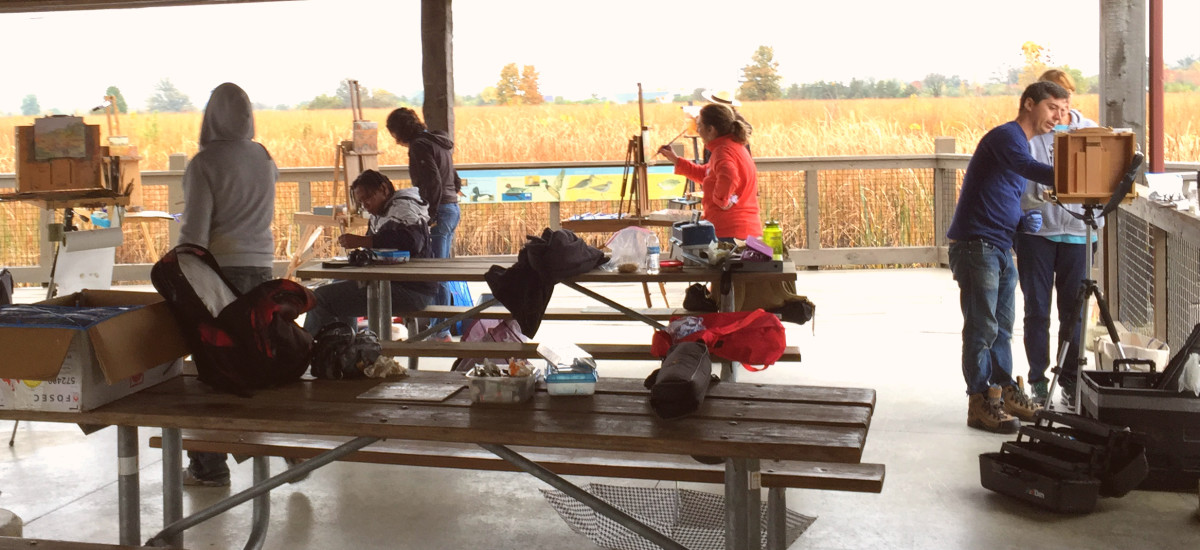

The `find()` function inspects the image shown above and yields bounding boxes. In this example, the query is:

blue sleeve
[996,127,1054,186]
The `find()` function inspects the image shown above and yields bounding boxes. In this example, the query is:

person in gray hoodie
[178,82,278,486]
[1016,69,1100,408]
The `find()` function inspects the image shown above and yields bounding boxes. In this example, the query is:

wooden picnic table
[0,371,877,550]
[296,258,798,379]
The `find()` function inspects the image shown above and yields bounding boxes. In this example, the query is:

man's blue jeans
[949,240,1018,396]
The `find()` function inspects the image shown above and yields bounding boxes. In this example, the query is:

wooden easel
[286,80,377,278]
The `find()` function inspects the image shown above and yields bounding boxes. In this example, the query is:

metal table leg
[766,487,787,550]
[480,443,687,550]
[725,457,762,550]
[161,428,183,548]
[117,425,140,546]
[145,436,378,546]
[245,456,271,550]
[366,280,392,342]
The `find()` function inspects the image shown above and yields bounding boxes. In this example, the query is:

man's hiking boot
[1030,379,1049,406]
[1003,377,1042,422]
[967,386,1020,434]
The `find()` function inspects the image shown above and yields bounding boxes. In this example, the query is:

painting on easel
[33,116,88,160]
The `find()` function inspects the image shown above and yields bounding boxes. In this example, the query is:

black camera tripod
[1046,152,1144,413]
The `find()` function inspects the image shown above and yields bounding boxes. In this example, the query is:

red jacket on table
[672,134,761,239]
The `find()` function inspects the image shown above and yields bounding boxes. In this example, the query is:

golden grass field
[1,94,1198,266]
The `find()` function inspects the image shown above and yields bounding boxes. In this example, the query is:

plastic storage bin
[545,365,598,396]
[465,370,538,404]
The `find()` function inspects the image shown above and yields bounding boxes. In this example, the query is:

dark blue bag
[445,280,473,336]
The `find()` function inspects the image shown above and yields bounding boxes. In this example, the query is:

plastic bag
[601,226,652,273]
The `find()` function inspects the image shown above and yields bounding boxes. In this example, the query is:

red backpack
[650,309,788,371]
[151,244,316,396]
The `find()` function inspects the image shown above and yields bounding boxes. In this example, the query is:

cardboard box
[0,290,188,412]
[1053,128,1138,204]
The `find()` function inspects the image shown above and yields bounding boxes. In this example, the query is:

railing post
[298,180,313,213]
[1151,225,1168,341]
[804,169,819,251]
[167,153,187,247]
[933,137,956,267]
[38,208,54,281]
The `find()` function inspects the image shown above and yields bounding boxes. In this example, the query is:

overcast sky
[2,0,1198,113]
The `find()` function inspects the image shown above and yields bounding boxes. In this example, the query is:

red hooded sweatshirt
[672,135,761,239]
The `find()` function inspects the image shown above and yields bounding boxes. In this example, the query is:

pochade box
[0,290,188,412]
[1053,127,1138,204]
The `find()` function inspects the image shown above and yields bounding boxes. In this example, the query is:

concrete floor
[2,268,1198,549]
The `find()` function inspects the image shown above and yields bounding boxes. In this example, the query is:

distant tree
[922,73,948,97]
[479,86,499,105]
[496,63,521,105]
[363,88,404,108]
[105,86,128,113]
[335,80,355,108]
[1019,41,1051,87]
[146,79,194,112]
[20,94,39,115]
[305,94,342,110]
[738,46,782,101]
[520,65,543,105]
[275,104,291,111]
[784,83,802,99]
[1175,55,1199,70]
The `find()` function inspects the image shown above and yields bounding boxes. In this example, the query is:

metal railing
[3,148,1199,349]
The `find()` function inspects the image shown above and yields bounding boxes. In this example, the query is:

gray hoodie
[1020,109,1101,239]
[179,83,278,268]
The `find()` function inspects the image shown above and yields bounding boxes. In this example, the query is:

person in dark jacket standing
[386,108,461,339]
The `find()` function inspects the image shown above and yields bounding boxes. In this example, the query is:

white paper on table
[1145,172,1185,200]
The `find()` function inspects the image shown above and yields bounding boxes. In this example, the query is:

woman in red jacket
[658,103,761,240]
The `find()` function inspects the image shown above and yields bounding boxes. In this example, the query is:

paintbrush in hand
[656,128,688,157]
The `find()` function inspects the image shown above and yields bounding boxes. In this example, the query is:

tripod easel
[1046,152,1144,412]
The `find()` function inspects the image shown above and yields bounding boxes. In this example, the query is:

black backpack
[151,243,316,396]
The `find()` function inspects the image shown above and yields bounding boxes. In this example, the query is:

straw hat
[700,89,741,107]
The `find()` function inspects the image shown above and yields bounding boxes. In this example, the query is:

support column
[1099,0,1147,152]
[421,0,455,137]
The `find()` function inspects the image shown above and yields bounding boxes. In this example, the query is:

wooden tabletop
[296,257,798,284]
[0,372,875,464]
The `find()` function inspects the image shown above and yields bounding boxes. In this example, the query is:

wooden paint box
[1053,127,1137,204]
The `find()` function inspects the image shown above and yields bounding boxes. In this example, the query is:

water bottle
[645,232,661,275]
[763,221,784,260]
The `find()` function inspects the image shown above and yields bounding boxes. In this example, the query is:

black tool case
[1079,324,1200,491]
[980,410,1147,513]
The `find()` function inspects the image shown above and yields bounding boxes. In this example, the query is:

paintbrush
[656,128,688,157]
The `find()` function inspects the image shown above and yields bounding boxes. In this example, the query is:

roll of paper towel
[63,227,123,251]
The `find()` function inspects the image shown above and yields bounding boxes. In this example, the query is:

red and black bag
[651,309,788,371]
[151,244,316,396]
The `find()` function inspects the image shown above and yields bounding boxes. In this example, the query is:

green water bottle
[763,221,784,260]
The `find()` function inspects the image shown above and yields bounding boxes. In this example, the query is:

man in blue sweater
[947,81,1069,433]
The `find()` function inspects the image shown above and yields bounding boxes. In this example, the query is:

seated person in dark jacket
[303,169,437,336]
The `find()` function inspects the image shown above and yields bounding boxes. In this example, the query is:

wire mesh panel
[1115,211,1155,337]
[0,201,42,267]
[1166,232,1200,352]
[758,170,808,249]
[816,168,936,250]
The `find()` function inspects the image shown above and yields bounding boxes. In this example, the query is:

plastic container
[373,249,410,265]
[545,364,598,396]
[465,369,538,404]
